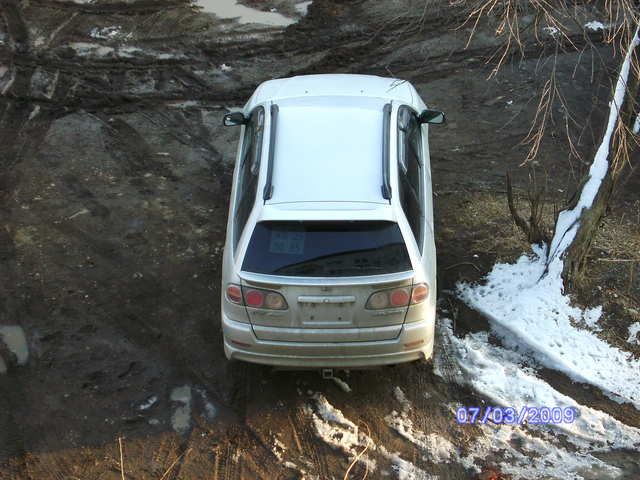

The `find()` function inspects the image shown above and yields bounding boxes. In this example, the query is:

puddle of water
[0,326,29,372]
[196,0,295,27]
[170,385,192,434]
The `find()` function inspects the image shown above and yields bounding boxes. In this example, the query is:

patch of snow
[441,320,640,447]
[542,26,559,36]
[437,320,640,478]
[89,26,128,40]
[295,1,313,16]
[170,385,192,434]
[220,63,233,72]
[312,393,356,429]
[385,411,456,463]
[307,393,439,477]
[1,67,15,95]
[195,0,295,27]
[332,376,352,392]
[549,27,640,262]
[378,446,437,480]
[283,461,297,469]
[28,105,41,121]
[0,326,29,366]
[272,437,286,461]
[585,21,606,32]
[633,113,640,134]
[393,386,411,413]
[138,395,158,411]
[627,322,640,344]
[118,46,143,58]
[458,245,640,409]
[582,305,602,331]
[306,399,376,472]
[69,42,115,57]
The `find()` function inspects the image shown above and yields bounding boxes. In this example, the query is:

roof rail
[381,103,392,200]
[263,103,279,201]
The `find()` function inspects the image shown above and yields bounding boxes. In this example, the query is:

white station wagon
[221,74,444,368]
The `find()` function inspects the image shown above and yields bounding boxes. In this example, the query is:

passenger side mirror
[223,112,247,127]
[419,109,446,125]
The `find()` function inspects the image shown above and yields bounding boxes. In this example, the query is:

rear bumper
[221,311,435,368]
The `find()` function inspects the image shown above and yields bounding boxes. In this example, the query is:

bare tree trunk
[548,30,640,287]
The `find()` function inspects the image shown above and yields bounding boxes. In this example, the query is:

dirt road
[1,1,638,478]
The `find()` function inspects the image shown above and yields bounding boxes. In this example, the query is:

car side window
[397,106,424,251]
[234,107,265,250]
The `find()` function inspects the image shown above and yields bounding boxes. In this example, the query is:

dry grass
[458,0,640,167]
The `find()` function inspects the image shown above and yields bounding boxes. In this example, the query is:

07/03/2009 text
[455,406,577,425]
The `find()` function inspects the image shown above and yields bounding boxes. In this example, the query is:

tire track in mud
[32,0,191,15]
[293,405,331,479]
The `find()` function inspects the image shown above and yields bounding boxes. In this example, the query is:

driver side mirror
[419,109,446,125]
[223,112,247,127]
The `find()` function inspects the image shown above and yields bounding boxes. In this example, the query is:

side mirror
[223,112,247,127]
[419,109,446,125]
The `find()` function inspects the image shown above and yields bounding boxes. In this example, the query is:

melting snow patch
[69,42,115,57]
[307,392,439,478]
[194,387,218,420]
[457,245,640,409]
[437,319,640,478]
[28,105,41,121]
[385,411,456,463]
[379,446,438,480]
[627,322,640,345]
[0,326,29,369]
[220,63,233,72]
[585,21,606,32]
[89,26,130,40]
[332,376,352,393]
[272,437,286,461]
[393,386,412,413]
[295,1,313,16]
[138,395,158,411]
[170,385,192,434]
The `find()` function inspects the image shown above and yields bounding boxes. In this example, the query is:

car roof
[266,95,388,205]
[246,74,416,108]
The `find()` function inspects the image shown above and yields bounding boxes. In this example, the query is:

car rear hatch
[239,220,414,342]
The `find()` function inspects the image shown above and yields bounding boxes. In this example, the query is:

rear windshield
[242,221,412,277]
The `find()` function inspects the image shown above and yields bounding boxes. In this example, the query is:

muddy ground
[0,0,639,479]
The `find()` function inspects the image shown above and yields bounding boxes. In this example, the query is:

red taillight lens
[226,284,287,310]
[411,283,429,304]
[390,288,410,306]
[226,284,243,304]
[366,284,429,310]
[244,289,265,307]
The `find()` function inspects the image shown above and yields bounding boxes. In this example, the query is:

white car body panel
[220,74,439,368]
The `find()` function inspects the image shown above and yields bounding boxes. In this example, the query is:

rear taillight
[245,289,264,307]
[411,283,429,304]
[365,283,429,310]
[226,284,243,304]
[225,283,288,310]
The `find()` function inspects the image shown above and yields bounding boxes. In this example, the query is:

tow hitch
[321,368,334,379]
